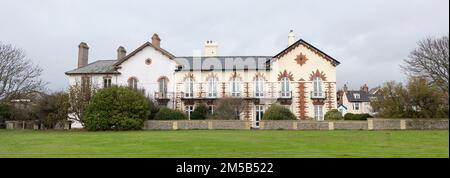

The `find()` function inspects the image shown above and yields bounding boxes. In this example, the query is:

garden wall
[144,119,448,130]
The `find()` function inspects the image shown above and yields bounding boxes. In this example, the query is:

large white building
[66,31,341,128]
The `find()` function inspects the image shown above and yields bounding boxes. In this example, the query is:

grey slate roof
[345,90,379,102]
[65,60,119,75]
[174,56,273,71]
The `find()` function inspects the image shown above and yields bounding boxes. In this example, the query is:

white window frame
[185,105,194,120]
[208,105,215,115]
[314,105,324,121]
[230,78,241,97]
[313,77,323,97]
[159,78,168,98]
[353,103,360,111]
[254,77,264,97]
[103,78,111,88]
[207,78,218,98]
[280,77,290,98]
[184,78,194,98]
[254,105,264,127]
[354,93,360,99]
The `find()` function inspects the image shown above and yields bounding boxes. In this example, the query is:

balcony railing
[310,91,326,99]
[279,91,292,99]
[154,92,175,99]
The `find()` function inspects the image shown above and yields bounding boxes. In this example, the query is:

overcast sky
[1,0,448,92]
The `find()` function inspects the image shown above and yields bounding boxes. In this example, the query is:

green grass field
[0,130,448,158]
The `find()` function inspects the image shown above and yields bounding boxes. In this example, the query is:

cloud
[0,0,448,91]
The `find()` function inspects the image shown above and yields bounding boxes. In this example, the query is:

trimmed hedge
[325,109,343,120]
[262,104,296,120]
[344,113,373,120]
[84,86,149,131]
[191,103,209,120]
[154,107,187,120]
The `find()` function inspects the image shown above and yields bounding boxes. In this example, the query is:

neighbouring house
[339,84,380,116]
[65,30,341,128]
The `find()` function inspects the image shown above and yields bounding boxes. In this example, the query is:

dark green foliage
[84,86,149,131]
[34,92,70,128]
[154,107,187,120]
[191,103,209,120]
[344,113,373,120]
[262,104,296,120]
[0,103,12,128]
[325,109,343,120]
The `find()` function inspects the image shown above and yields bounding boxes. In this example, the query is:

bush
[147,97,160,120]
[0,103,12,128]
[210,98,246,120]
[344,113,373,120]
[191,103,209,120]
[34,92,70,129]
[325,109,343,120]
[84,86,149,131]
[154,107,187,120]
[262,104,296,120]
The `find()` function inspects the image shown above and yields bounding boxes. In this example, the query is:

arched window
[158,77,168,98]
[207,77,218,98]
[184,78,194,98]
[312,77,323,97]
[254,77,264,97]
[128,77,138,90]
[230,77,241,97]
[280,77,290,98]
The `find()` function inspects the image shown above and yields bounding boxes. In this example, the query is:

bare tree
[401,35,449,94]
[0,42,46,102]
[67,82,97,126]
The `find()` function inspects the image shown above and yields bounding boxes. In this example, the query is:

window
[254,77,264,97]
[314,105,324,121]
[128,77,138,90]
[184,78,194,98]
[353,103,360,111]
[208,105,215,115]
[185,105,194,119]
[313,77,323,97]
[207,78,217,98]
[103,78,112,88]
[81,76,91,91]
[354,93,360,99]
[230,77,241,97]
[280,77,290,97]
[255,105,264,127]
[158,77,168,98]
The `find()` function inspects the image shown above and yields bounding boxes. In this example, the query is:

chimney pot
[288,30,296,46]
[151,34,161,48]
[78,42,89,68]
[204,40,218,57]
[117,46,127,60]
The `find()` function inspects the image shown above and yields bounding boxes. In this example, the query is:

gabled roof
[345,90,380,102]
[272,39,340,66]
[114,42,176,67]
[65,60,119,75]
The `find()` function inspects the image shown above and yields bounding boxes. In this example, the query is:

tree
[34,92,70,129]
[0,43,46,102]
[67,82,97,126]
[191,103,209,120]
[147,97,160,120]
[401,35,449,96]
[83,86,149,131]
[210,97,248,120]
[262,104,296,120]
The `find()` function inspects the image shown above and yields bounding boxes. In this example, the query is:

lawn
[0,130,448,158]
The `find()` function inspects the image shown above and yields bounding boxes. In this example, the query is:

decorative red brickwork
[183,73,195,81]
[198,82,204,98]
[295,53,308,66]
[277,70,294,81]
[229,72,242,81]
[325,82,334,111]
[252,72,266,81]
[221,82,226,97]
[309,69,327,81]
[244,82,250,98]
[274,42,338,67]
[296,79,307,119]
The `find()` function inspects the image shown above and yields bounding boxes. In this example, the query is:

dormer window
[354,93,360,99]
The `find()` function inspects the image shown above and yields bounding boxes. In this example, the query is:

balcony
[278,91,292,99]
[310,91,326,99]
[154,92,174,100]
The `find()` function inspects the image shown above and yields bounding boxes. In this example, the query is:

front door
[254,105,264,128]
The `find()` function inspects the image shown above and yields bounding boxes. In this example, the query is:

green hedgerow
[325,109,343,120]
[154,107,187,120]
[84,86,149,131]
[262,104,296,120]
[190,103,209,120]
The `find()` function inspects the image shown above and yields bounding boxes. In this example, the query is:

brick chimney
[78,42,89,68]
[117,46,127,60]
[151,34,161,48]
[288,30,296,46]
[204,40,218,57]
[343,84,348,92]
[360,84,369,93]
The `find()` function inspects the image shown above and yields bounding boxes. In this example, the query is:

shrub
[191,103,209,120]
[325,109,343,120]
[210,98,246,120]
[154,107,187,120]
[84,86,149,131]
[0,103,12,128]
[262,104,296,120]
[147,97,160,120]
[34,92,70,129]
[344,113,373,120]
